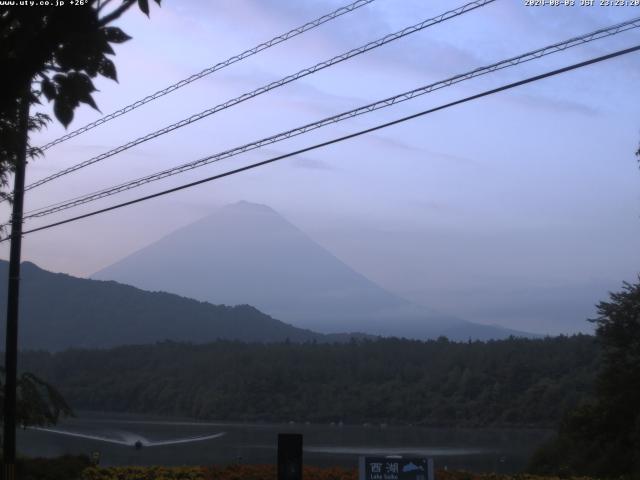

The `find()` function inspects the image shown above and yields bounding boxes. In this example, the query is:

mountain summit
[93,202,528,340]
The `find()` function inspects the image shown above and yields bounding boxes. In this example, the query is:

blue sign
[359,457,434,480]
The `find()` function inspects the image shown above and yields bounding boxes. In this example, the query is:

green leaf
[64,73,100,111]
[41,77,56,101]
[75,85,99,111]
[68,72,96,92]
[138,0,150,16]
[83,53,102,77]
[53,99,74,128]
[79,92,99,111]
[98,57,117,82]
[100,38,115,55]
[28,112,51,133]
[103,26,132,44]
[55,37,92,71]
[28,90,41,105]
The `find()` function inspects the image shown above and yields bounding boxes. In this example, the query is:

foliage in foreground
[0,0,160,198]
[0,368,72,428]
[81,465,206,480]
[437,472,595,480]
[79,465,357,480]
[529,279,640,478]
[79,465,605,480]
[16,455,91,480]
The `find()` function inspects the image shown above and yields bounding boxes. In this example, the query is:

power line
[20,0,496,195]
[8,44,638,242]
[22,16,640,220]
[38,0,377,152]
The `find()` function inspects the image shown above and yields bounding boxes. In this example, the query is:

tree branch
[97,0,116,13]
[98,0,136,26]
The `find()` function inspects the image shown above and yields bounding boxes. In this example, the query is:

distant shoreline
[65,410,557,431]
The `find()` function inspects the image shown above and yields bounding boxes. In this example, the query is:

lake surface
[17,412,553,473]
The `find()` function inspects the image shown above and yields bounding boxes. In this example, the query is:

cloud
[204,67,368,119]
[381,39,486,79]
[291,157,337,171]
[260,148,339,172]
[366,134,482,168]
[512,93,601,117]
[410,199,458,214]
[366,134,423,154]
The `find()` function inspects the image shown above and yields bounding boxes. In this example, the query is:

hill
[0,261,364,350]
[93,201,531,340]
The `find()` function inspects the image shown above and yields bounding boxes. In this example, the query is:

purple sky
[2,0,639,334]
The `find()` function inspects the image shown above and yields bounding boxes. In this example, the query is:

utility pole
[3,95,29,480]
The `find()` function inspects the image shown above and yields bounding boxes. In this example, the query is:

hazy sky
[2,0,639,335]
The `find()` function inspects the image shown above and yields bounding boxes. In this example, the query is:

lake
[17,412,553,473]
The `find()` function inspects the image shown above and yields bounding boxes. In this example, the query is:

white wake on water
[31,427,225,447]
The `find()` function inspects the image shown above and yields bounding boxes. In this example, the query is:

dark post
[3,95,29,480]
[277,433,303,480]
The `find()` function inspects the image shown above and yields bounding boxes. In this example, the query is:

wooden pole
[3,94,29,480]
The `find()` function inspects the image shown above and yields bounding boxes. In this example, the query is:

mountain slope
[93,201,531,340]
[0,261,358,351]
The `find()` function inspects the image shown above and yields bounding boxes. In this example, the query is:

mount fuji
[93,201,531,340]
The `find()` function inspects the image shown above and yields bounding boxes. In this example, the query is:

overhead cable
[23,16,640,220]
[21,0,496,195]
[38,0,377,151]
[7,44,638,241]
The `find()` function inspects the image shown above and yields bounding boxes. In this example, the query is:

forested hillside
[0,261,367,349]
[20,335,597,427]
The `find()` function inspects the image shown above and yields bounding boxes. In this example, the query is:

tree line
[19,334,597,428]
